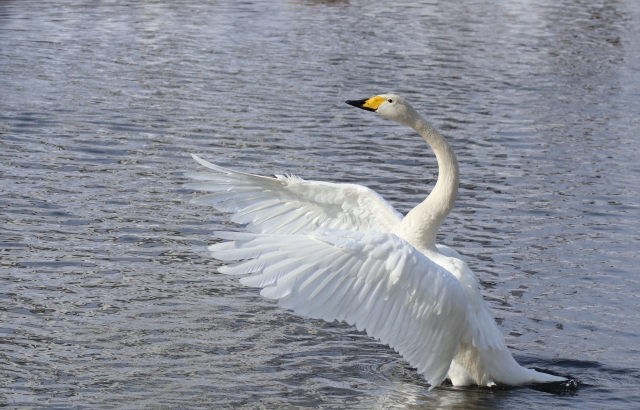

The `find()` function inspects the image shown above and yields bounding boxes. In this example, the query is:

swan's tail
[449,345,567,387]
[494,351,567,385]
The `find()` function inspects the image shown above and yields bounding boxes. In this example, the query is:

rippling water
[1,0,640,408]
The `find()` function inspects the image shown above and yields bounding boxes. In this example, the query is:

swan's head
[346,94,419,126]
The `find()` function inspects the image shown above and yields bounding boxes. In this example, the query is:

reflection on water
[1,0,639,408]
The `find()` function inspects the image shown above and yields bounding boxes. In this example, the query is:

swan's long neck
[395,116,459,252]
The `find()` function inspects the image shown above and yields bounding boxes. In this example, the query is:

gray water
[1,0,640,408]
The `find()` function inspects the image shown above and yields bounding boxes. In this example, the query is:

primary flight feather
[186,94,566,389]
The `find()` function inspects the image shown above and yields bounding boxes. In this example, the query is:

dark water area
[1,0,639,408]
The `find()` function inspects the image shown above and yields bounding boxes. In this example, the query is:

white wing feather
[185,155,403,234]
[433,244,506,351]
[211,229,470,389]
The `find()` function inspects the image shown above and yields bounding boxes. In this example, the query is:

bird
[185,94,567,390]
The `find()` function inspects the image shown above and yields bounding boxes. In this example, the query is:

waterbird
[185,94,566,389]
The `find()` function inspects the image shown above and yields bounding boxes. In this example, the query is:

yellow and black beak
[346,95,386,112]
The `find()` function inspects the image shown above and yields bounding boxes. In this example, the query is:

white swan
[185,94,566,389]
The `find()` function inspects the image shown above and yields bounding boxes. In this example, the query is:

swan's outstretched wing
[211,229,469,389]
[185,155,402,234]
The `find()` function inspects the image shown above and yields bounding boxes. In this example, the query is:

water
[1,0,639,408]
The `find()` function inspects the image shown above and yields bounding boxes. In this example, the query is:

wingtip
[425,377,443,391]
[191,153,205,164]
[190,153,219,170]
[189,154,240,176]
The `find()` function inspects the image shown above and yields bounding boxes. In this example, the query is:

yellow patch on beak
[362,96,387,111]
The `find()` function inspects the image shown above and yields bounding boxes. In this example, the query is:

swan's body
[186,94,565,389]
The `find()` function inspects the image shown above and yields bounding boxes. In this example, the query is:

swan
[185,94,566,389]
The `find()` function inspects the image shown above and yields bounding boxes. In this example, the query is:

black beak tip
[346,99,375,112]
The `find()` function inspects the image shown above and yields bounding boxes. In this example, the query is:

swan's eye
[388,99,393,103]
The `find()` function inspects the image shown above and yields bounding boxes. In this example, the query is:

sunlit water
[1,0,640,408]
